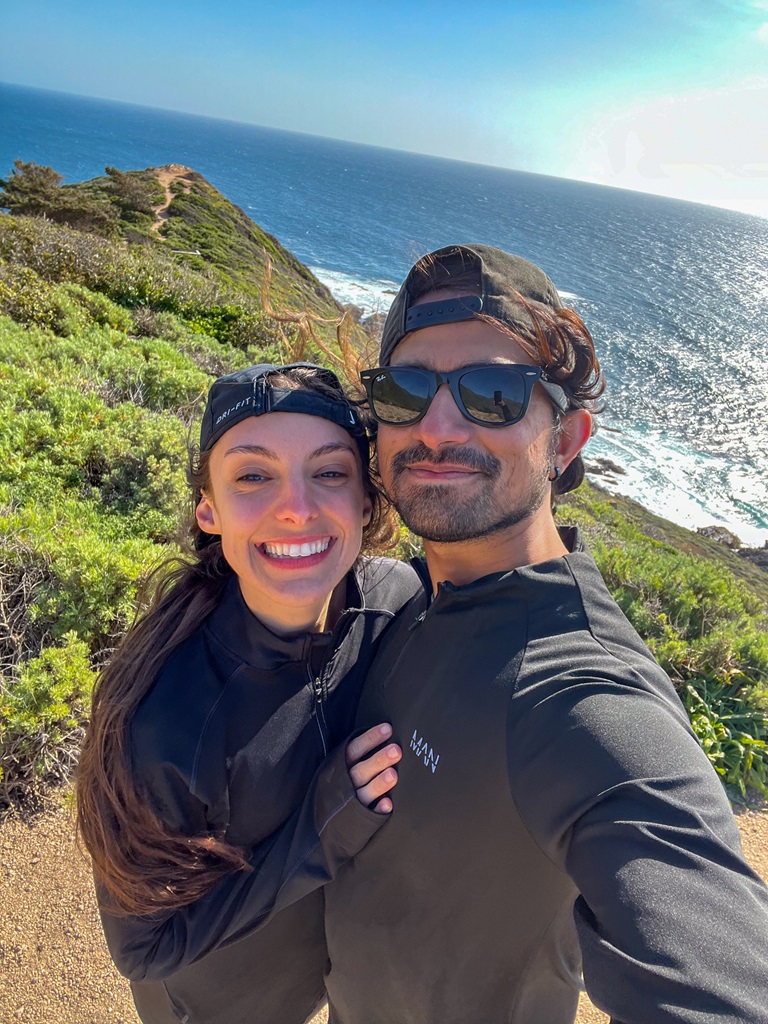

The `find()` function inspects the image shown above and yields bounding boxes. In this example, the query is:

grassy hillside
[0,161,766,808]
[70,164,344,320]
[556,484,768,799]
[0,160,360,354]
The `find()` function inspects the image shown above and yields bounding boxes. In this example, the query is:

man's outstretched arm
[511,685,768,1024]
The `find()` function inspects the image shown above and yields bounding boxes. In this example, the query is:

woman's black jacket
[97,556,420,1024]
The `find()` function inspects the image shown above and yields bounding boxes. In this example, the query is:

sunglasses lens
[369,369,432,424]
[458,368,527,424]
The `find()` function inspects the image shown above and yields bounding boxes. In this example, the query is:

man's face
[376,316,559,544]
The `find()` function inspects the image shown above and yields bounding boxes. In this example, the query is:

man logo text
[410,730,440,773]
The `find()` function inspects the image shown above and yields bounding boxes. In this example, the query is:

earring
[548,466,561,482]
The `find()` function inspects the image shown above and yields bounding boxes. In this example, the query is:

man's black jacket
[325,529,768,1024]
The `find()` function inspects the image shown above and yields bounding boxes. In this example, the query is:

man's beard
[385,442,551,544]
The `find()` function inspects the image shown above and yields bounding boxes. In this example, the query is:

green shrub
[0,214,220,311]
[683,675,768,796]
[86,336,210,412]
[104,165,164,216]
[0,631,96,804]
[2,396,190,540]
[0,263,88,335]
[172,328,253,377]
[0,315,210,415]
[62,282,134,331]
[592,537,766,675]
[0,160,63,215]
[0,500,167,648]
[0,215,290,353]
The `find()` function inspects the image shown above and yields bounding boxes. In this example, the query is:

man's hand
[346,724,402,814]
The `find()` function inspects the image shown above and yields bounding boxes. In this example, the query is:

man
[324,244,768,1023]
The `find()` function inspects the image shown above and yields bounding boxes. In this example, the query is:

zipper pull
[408,610,427,632]
[314,676,324,702]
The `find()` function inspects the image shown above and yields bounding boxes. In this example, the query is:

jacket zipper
[372,602,432,695]
[306,660,328,756]
[303,609,356,758]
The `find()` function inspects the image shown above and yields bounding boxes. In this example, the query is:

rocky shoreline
[583,460,768,561]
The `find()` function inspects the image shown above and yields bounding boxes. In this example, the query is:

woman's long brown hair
[76,367,396,916]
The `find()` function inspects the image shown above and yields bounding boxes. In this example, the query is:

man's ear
[555,409,593,470]
[195,493,221,535]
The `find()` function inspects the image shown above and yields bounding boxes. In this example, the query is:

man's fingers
[349,743,402,790]
[346,723,392,767]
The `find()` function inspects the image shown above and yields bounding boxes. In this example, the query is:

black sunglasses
[360,364,569,428]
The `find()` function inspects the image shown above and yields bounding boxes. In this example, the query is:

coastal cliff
[0,161,766,809]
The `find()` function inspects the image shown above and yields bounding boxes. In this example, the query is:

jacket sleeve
[98,742,385,982]
[509,684,768,1024]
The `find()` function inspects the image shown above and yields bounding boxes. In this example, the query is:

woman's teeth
[263,538,331,558]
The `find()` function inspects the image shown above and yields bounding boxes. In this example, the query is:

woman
[76,362,420,1024]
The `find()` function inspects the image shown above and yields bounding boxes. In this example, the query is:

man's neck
[422,511,567,593]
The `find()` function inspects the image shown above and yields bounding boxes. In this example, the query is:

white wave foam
[310,266,399,317]
[586,428,768,547]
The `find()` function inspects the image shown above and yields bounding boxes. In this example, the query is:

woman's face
[196,411,372,633]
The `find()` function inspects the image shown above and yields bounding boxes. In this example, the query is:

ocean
[2,82,767,545]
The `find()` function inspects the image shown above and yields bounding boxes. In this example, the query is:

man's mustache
[390,443,501,479]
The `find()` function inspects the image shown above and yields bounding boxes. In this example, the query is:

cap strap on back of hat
[404,294,483,332]
[200,362,369,459]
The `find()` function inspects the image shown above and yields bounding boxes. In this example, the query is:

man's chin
[395,505,522,545]
[392,488,548,545]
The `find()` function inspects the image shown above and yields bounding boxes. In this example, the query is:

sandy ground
[1,795,766,1024]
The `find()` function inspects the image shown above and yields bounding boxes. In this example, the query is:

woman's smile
[260,535,335,566]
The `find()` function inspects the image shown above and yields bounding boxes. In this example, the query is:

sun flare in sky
[2,0,767,218]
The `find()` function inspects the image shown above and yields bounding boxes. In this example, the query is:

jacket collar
[205,574,338,669]
[412,526,588,606]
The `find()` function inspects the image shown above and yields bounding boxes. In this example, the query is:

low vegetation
[0,161,766,808]
[558,488,768,798]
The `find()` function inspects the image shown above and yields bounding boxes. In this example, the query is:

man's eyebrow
[393,360,441,370]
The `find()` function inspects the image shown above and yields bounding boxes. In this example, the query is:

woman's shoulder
[355,556,424,613]
[130,625,238,761]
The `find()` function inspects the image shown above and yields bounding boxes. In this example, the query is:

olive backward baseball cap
[379,244,563,364]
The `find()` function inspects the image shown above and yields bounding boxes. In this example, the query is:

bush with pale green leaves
[0,632,95,803]
[0,307,222,803]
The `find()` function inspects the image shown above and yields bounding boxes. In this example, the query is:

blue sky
[2,0,767,216]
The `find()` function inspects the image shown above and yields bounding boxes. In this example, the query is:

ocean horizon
[2,81,767,545]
